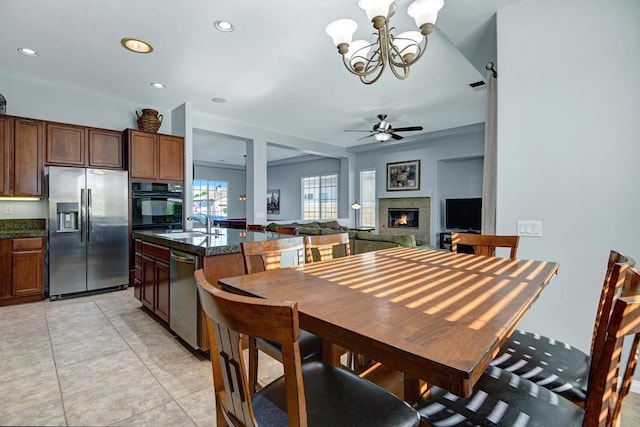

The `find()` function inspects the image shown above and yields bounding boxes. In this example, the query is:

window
[302,174,338,220]
[360,169,376,228]
[193,180,228,220]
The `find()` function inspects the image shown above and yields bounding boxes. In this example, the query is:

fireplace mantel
[378,197,430,244]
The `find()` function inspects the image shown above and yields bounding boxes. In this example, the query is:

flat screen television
[445,198,482,232]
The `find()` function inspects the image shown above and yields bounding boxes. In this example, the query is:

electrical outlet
[5,204,13,215]
[517,220,542,237]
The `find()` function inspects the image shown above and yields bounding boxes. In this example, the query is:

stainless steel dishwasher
[169,249,200,349]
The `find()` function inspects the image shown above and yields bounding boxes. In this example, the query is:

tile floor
[1,287,639,426]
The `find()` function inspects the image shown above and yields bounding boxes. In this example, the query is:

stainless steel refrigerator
[48,166,128,299]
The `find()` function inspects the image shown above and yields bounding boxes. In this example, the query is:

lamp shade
[375,133,392,142]
[407,0,444,27]
[346,40,371,66]
[358,0,394,21]
[392,31,423,57]
[351,201,362,209]
[326,19,358,47]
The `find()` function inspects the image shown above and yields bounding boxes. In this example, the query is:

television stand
[439,231,476,253]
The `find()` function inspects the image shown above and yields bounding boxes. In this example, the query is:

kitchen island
[133,228,290,352]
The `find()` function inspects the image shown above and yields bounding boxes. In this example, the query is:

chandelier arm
[388,37,429,68]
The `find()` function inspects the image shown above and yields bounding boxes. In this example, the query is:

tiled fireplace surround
[378,197,430,245]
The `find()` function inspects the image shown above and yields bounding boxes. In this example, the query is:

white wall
[497,0,640,360]
[355,124,485,245]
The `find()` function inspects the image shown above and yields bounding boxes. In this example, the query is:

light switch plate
[5,204,12,214]
[517,220,542,237]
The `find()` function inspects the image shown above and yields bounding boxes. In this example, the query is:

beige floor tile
[175,387,217,427]
[146,353,213,400]
[0,308,48,337]
[0,350,56,384]
[0,397,66,427]
[45,301,107,329]
[63,372,172,426]
[51,327,130,367]
[57,349,148,396]
[48,316,114,345]
[0,369,62,416]
[0,328,51,357]
[112,401,197,427]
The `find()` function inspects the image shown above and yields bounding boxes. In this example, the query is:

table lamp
[351,200,361,229]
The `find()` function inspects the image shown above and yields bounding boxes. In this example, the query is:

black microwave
[131,182,183,229]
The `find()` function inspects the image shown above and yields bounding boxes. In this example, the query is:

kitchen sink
[155,231,206,239]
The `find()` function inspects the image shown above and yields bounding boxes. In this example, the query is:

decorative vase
[135,108,163,133]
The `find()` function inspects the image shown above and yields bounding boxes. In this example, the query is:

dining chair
[416,265,640,427]
[491,250,636,405]
[195,269,421,427]
[450,232,519,259]
[240,237,322,394]
[276,225,299,235]
[303,232,350,263]
[246,224,266,232]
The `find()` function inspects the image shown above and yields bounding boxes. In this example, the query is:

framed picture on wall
[267,189,280,214]
[387,160,420,191]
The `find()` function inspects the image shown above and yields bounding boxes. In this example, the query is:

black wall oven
[131,182,183,230]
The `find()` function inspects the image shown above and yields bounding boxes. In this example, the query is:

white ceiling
[0,0,524,165]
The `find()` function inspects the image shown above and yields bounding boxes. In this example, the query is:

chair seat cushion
[253,361,420,427]
[416,366,583,426]
[259,329,322,363]
[490,329,590,402]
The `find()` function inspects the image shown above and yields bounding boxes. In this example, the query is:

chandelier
[325,0,444,85]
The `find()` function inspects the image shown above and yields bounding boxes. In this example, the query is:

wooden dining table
[218,247,559,402]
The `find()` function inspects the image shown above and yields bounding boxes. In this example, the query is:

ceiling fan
[345,114,424,142]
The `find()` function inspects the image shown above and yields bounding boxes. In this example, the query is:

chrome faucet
[187,214,212,234]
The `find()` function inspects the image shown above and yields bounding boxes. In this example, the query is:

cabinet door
[46,123,86,166]
[155,260,170,322]
[141,255,156,311]
[0,117,13,196]
[11,239,44,297]
[89,129,123,169]
[14,119,43,196]
[158,135,184,181]
[129,131,157,179]
[0,239,12,299]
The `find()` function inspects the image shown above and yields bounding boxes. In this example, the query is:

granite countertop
[134,228,290,256]
[0,218,48,239]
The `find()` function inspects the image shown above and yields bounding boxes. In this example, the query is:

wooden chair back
[276,226,299,235]
[583,267,640,426]
[240,236,305,274]
[195,269,306,427]
[246,224,266,232]
[304,233,350,263]
[451,233,519,259]
[589,251,636,372]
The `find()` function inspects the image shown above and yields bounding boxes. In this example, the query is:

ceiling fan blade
[392,126,424,132]
[357,133,376,141]
[344,129,371,132]
[390,132,404,140]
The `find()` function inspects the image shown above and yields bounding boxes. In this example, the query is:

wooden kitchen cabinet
[46,123,124,169]
[139,241,170,322]
[0,116,44,197]
[127,129,183,182]
[0,237,45,306]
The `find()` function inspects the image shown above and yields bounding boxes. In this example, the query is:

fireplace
[378,197,430,245]
[388,208,419,228]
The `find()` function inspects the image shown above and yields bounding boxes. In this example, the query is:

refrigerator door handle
[80,188,85,242]
[87,188,92,242]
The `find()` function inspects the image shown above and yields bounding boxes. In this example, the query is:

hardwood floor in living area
[1,287,639,426]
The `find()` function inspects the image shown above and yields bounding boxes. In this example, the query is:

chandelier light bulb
[358,0,394,21]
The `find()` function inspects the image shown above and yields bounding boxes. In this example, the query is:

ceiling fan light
[407,0,444,29]
[375,133,392,142]
[358,0,394,21]
[326,19,358,48]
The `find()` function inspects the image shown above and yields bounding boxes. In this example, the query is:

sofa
[265,221,420,255]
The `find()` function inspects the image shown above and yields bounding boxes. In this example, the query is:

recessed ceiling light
[18,48,38,57]
[211,97,227,103]
[121,37,153,54]
[214,20,234,32]
[151,82,166,89]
